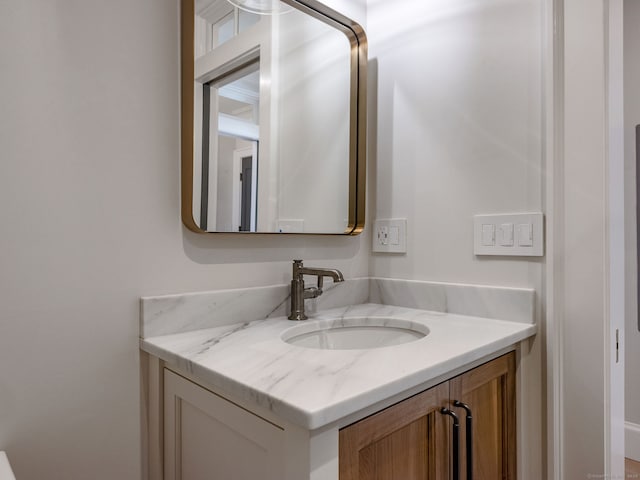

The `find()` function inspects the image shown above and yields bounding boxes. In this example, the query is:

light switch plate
[517,223,533,246]
[481,224,496,246]
[499,223,514,246]
[373,218,407,253]
[474,213,544,256]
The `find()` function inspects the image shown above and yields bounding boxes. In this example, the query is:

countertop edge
[140,318,536,430]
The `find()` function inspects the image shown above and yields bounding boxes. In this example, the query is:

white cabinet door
[164,369,284,480]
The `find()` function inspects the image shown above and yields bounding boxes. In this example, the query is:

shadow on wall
[367,58,381,231]
[182,228,363,265]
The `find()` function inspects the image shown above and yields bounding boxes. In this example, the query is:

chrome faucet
[288,259,344,320]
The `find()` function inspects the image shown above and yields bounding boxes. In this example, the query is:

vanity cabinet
[339,352,516,480]
[450,352,516,479]
[149,352,516,480]
[339,382,450,479]
[163,369,285,480]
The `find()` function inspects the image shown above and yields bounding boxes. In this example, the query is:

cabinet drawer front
[164,369,284,480]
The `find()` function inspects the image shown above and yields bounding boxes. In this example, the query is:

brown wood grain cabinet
[339,352,516,480]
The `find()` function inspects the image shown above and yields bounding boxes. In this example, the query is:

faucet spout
[288,260,344,321]
[299,267,344,283]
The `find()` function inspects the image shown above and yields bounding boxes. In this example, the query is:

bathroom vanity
[140,280,536,480]
[152,350,514,480]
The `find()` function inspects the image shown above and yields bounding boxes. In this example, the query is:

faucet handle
[292,259,303,275]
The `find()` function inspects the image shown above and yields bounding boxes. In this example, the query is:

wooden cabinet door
[163,369,284,480]
[450,353,516,480]
[339,382,450,480]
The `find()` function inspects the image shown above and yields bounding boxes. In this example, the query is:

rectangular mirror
[181,0,367,234]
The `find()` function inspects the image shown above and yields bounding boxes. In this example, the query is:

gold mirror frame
[180,0,367,234]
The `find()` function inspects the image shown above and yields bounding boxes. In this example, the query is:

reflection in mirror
[201,61,260,231]
[182,0,367,234]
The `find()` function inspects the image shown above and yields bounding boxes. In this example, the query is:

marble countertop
[141,303,536,430]
[0,452,16,480]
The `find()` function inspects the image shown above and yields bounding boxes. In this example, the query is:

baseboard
[626,422,640,461]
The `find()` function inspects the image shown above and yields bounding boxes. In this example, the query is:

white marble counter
[141,302,536,430]
[0,453,15,480]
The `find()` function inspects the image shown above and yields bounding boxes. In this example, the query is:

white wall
[215,135,237,231]
[551,0,624,479]
[0,1,368,479]
[366,0,544,476]
[367,0,543,289]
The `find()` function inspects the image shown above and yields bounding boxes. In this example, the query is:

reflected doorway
[235,146,258,231]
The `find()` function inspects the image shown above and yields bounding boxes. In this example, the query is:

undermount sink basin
[282,317,429,350]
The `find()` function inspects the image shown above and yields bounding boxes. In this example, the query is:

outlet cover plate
[373,218,407,253]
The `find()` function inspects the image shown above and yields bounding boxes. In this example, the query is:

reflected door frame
[232,144,258,231]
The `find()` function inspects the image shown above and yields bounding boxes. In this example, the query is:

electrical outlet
[377,225,389,245]
[372,218,407,253]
